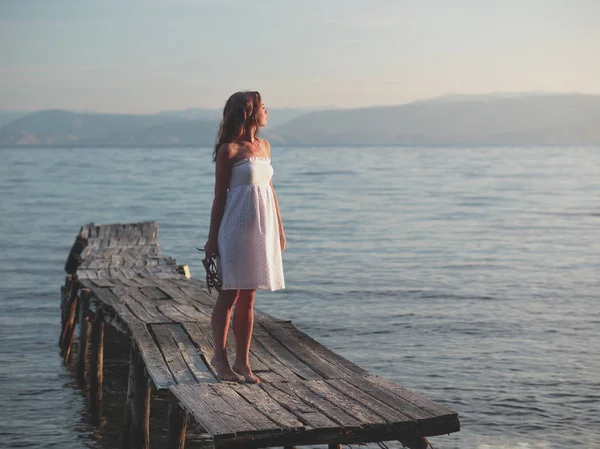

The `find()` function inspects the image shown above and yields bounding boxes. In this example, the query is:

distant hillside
[84,119,220,146]
[0,108,309,147]
[2,93,599,147]
[0,110,182,146]
[157,107,315,128]
[0,111,27,128]
[270,93,600,145]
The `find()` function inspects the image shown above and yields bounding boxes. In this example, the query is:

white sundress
[217,157,285,291]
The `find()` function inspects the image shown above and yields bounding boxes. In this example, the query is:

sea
[0,145,599,449]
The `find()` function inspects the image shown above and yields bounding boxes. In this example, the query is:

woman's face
[255,101,268,127]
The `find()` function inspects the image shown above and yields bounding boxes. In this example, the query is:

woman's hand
[203,238,218,259]
[279,233,286,252]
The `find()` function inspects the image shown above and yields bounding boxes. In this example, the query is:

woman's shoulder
[216,142,242,163]
[259,138,271,157]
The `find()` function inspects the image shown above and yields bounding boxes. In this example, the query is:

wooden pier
[59,221,460,449]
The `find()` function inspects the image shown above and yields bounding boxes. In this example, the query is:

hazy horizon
[2,91,600,117]
[2,0,599,113]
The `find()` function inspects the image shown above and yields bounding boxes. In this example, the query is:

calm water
[1,146,599,449]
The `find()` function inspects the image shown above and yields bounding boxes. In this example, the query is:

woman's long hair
[213,91,262,162]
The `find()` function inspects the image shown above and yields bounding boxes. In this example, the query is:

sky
[1,0,599,113]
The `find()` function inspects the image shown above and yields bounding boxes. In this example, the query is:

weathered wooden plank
[326,379,412,423]
[122,295,162,323]
[365,375,456,418]
[77,270,97,279]
[81,285,142,328]
[260,382,337,429]
[178,286,216,308]
[155,283,191,303]
[230,383,304,430]
[121,288,169,322]
[108,268,122,278]
[271,319,368,377]
[343,376,432,420]
[119,267,142,278]
[172,304,211,321]
[258,321,347,380]
[141,221,153,239]
[90,278,117,288]
[127,322,176,389]
[270,381,362,428]
[140,286,168,300]
[130,277,160,286]
[249,337,299,381]
[253,325,320,380]
[250,371,286,383]
[171,384,234,438]
[180,322,215,374]
[210,384,281,431]
[303,380,386,426]
[175,289,215,314]
[158,303,195,323]
[166,324,215,383]
[172,384,256,437]
[151,324,196,384]
[190,384,258,435]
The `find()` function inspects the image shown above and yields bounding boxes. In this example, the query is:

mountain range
[1,93,599,147]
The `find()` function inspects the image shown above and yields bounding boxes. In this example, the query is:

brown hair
[213,91,262,162]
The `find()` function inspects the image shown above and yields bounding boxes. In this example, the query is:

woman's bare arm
[204,143,235,255]
[266,140,286,250]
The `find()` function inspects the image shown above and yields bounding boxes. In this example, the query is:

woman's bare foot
[232,362,260,384]
[211,357,241,382]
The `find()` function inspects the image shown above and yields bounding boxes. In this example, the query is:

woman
[203,91,285,383]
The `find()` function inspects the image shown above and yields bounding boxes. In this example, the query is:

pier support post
[76,289,91,382]
[59,274,73,347]
[61,285,80,364]
[89,309,104,424]
[167,391,188,449]
[123,344,151,449]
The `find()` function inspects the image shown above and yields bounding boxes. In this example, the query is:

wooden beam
[89,309,105,424]
[123,344,151,449]
[76,288,91,382]
[59,274,73,348]
[167,391,188,449]
[61,292,79,364]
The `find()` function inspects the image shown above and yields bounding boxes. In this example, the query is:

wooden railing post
[89,309,104,424]
[167,391,188,449]
[76,289,91,382]
[123,344,151,449]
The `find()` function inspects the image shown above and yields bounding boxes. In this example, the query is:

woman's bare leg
[211,289,240,381]
[232,289,259,383]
